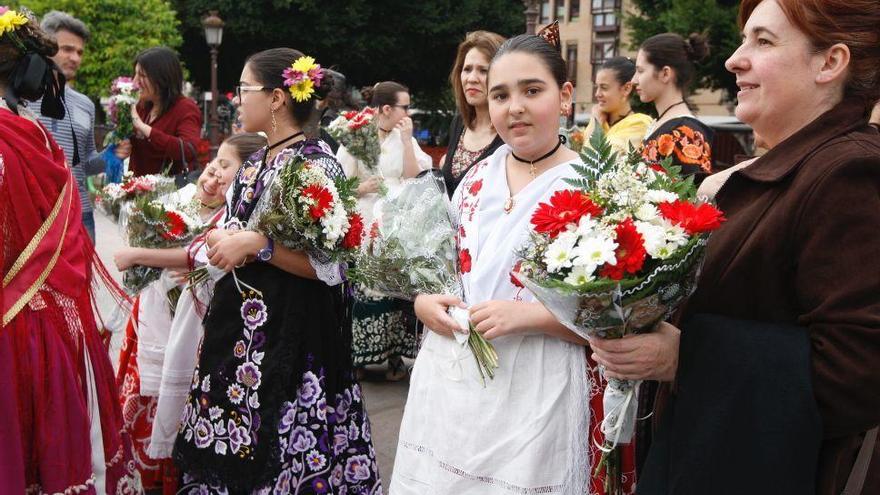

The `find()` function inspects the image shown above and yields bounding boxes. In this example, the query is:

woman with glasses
[116,46,203,177]
[337,81,433,381]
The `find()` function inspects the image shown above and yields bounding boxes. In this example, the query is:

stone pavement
[92,209,408,485]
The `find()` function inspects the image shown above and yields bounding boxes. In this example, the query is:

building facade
[534,0,731,122]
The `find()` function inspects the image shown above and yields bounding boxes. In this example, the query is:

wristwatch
[257,237,275,262]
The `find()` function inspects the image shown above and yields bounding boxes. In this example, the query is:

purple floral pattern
[179,363,383,494]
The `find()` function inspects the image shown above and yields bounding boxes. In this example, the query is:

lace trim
[400,441,565,494]
[308,253,344,286]
[24,475,96,495]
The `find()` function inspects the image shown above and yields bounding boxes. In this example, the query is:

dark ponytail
[640,32,709,92]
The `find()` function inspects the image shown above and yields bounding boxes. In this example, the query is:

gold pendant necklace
[504,196,515,214]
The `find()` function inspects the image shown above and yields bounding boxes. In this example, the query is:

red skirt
[0,287,140,494]
[116,296,179,493]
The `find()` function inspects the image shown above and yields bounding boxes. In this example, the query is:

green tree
[173,0,523,99]
[626,0,741,102]
[19,0,182,100]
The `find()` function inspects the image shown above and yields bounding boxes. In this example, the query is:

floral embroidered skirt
[173,263,383,494]
[351,285,417,368]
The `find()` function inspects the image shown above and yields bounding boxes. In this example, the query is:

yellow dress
[583,112,653,154]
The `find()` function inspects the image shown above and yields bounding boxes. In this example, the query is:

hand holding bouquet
[514,128,725,493]
[246,154,364,261]
[349,172,499,384]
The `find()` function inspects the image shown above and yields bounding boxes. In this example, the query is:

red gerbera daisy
[342,213,364,249]
[459,248,472,274]
[600,218,647,280]
[302,184,334,220]
[160,211,187,240]
[658,200,726,235]
[531,189,603,238]
[510,260,524,288]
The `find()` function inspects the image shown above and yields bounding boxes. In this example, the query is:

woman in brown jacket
[590,1,880,494]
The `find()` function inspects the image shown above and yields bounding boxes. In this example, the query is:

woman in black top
[440,30,505,197]
[632,33,714,182]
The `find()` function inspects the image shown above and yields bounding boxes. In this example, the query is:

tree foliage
[173,0,524,98]
[19,0,183,101]
[626,0,741,102]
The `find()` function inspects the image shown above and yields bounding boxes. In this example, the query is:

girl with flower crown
[172,48,382,494]
[391,34,595,494]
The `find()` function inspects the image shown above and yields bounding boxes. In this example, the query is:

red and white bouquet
[122,187,207,295]
[248,154,363,260]
[514,128,724,493]
[327,108,382,175]
[96,173,176,222]
[103,76,139,145]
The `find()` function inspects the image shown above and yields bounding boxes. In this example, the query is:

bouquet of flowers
[246,154,364,259]
[513,128,725,493]
[327,108,384,187]
[560,126,585,153]
[103,76,139,146]
[96,173,176,222]
[122,188,206,295]
[349,172,499,384]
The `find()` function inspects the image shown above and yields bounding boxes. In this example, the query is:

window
[569,0,581,21]
[591,39,616,64]
[592,11,618,31]
[591,0,619,12]
[566,43,578,86]
[556,0,566,22]
[540,0,552,24]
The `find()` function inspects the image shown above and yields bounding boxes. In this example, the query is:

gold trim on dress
[3,182,69,287]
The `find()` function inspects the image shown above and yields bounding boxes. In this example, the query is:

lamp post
[524,0,540,34]
[202,11,224,154]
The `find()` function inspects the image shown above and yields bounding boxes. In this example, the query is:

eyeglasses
[234,85,274,100]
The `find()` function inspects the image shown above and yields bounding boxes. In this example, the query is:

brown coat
[685,98,880,494]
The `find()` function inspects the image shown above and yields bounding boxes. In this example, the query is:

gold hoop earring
[271,106,278,134]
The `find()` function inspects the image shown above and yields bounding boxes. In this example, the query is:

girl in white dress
[337,81,433,380]
[391,34,592,494]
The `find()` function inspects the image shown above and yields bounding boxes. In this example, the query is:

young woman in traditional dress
[632,33,714,181]
[583,56,653,154]
[112,133,264,492]
[173,48,382,494]
[390,33,593,495]
[0,8,141,493]
[337,81,433,381]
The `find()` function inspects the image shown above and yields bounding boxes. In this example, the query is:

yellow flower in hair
[289,77,315,102]
[0,9,28,36]
[292,56,318,74]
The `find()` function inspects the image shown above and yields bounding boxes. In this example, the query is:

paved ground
[93,209,408,485]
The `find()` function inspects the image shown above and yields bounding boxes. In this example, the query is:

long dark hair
[640,33,709,93]
[245,48,333,127]
[134,46,184,116]
[364,81,408,108]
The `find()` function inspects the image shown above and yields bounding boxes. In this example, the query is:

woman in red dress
[0,9,141,493]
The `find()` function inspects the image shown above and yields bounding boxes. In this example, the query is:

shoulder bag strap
[842,426,879,495]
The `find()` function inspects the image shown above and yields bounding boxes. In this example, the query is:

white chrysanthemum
[644,189,678,204]
[544,233,578,273]
[635,202,660,222]
[575,214,599,236]
[564,265,596,287]
[571,234,618,269]
[635,220,689,260]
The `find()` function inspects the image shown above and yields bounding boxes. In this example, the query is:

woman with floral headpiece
[0,7,141,493]
[172,48,383,494]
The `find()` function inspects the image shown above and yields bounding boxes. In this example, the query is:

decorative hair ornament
[537,20,561,52]
[282,55,325,103]
[0,6,29,51]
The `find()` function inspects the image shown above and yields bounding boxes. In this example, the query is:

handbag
[162,137,200,187]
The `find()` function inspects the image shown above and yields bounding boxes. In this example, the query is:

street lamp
[523,0,540,35]
[202,10,224,153]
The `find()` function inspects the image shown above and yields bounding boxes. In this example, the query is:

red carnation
[469,179,483,197]
[459,248,472,274]
[510,260,524,288]
[344,110,358,119]
[531,189,603,238]
[160,211,187,240]
[658,200,726,235]
[369,220,380,239]
[342,213,364,249]
[600,218,647,280]
[302,184,334,220]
